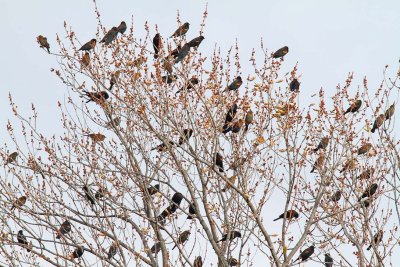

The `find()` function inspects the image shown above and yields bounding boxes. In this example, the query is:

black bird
[95,187,107,200]
[358,183,378,201]
[169,45,182,59]
[174,43,190,63]
[187,36,204,48]
[70,246,84,259]
[227,76,243,91]
[273,210,299,221]
[187,203,196,219]
[79,39,96,51]
[161,75,177,84]
[146,184,160,195]
[313,137,329,152]
[171,22,190,38]
[151,141,176,152]
[56,220,71,239]
[290,78,300,92]
[361,199,372,208]
[82,91,109,104]
[83,185,95,205]
[217,231,241,243]
[367,230,383,250]
[172,230,191,249]
[153,33,161,59]
[371,114,385,133]
[100,27,119,45]
[273,46,289,58]
[172,192,184,206]
[117,21,127,34]
[17,230,30,252]
[108,241,118,259]
[176,77,199,95]
[151,242,161,254]
[215,153,224,172]
[293,245,314,263]
[331,190,342,202]
[324,253,333,267]
[193,256,203,267]
[222,103,238,134]
[178,129,193,145]
[344,100,362,114]
[228,258,239,266]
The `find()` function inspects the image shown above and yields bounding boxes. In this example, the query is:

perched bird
[56,220,72,239]
[81,52,90,67]
[367,230,383,250]
[109,70,121,90]
[5,152,18,165]
[331,190,342,202]
[193,256,203,267]
[361,198,372,208]
[217,231,242,243]
[226,76,243,91]
[36,35,50,53]
[100,27,119,45]
[82,91,109,104]
[151,242,161,254]
[222,103,238,134]
[95,187,108,200]
[105,117,121,129]
[161,75,177,84]
[357,143,372,155]
[244,110,253,132]
[313,137,329,152]
[169,45,182,59]
[172,230,191,249]
[215,153,224,172]
[117,21,127,34]
[187,36,205,48]
[151,141,176,152]
[358,183,378,201]
[232,119,244,133]
[358,168,374,180]
[175,77,199,95]
[178,129,193,145]
[187,203,196,219]
[222,175,237,192]
[145,184,160,195]
[171,192,184,206]
[83,185,95,205]
[174,43,190,63]
[324,253,333,267]
[69,246,84,259]
[290,78,300,92]
[228,258,239,266]
[79,39,96,51]
[311,154,325,173]
[11,196,27,210]
[273,46,289,58]
[273,210,299,221]
[371,114,385,133]
[107,241,118,259]
[171,22,190,38]
[163,60,173,74]
[293,245,315,263]
[340,158,357,173]
[385,104,395,120]
[344,100,362,114]
[86,133,106,142]
[153,33,161,59]
[17,230,30,252]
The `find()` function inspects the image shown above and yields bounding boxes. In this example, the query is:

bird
[215,153,224,172]
[174,43,190,63]
[244,110,253,132]
[56,220,71,239]
[357,143,372,155]
[217,231,242,243]
[83,185,95,205]
[193,256,203,267]
[228,258,239,266]
[95,187,108,200]
[86,133,106,142]
[324,253,333,267]
[344,100,362,114]
[100,27,119,45]
[385,104,395,120]
[11,196,27,210]
[367,230,383,250]
[109,70,121,90]
[161,75,177,84]
[163,60,173,74]
[222,103,238,134]
[226,76,243,91]
[169,45,182,59]
[171,22,190,37]
[273,210,299,221]
[37,35,50,53]
[145,184,160,195]
[273,46,289,58]
[178,129,193,145]
[358,183,378,201]
[361,198,372,208]
[82,91,109,104]
[151,242,161,254]
[222,175,237,192]
[175,77,199,95]
[371,114,385,133]
[331,190,342,202]
[5,152,18,165]
[107,241,118,259]
[81,52,90,67]
[313,137,329,152]
[290,78,300,92]
[232,119,244,133]
[187,36,205,48]
[293,245,315,263]
[171,192,184,206]
[117,21,127,34]
[172,230,191,249]
[79,39,96,51]
[105,117,121,129]
[151,141,176,152]
[340,158,357,173]
[69,246,84,259]
[358,168,374,180]
[311,154,325,173]
[153,33,161,59]
[187,203,196,219]
[17,230,30,252]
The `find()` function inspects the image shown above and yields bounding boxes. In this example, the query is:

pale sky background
[1,0,400,266]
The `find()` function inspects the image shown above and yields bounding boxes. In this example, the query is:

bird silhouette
[100,27,119,45]
[371,114,385,133]
[273,210,299,221]
[324,253,333,267]
[290,79,300,92]
[171,22,190,37]
[367,230,383,250]
[172,230,191,249]
[79,39,96,51]
[226,76,243,91]
[11,196,27,210]
[273,46,288,58]
[313,137,329,152]
[358,183,378,201]
[217,231,241,243]
[117,21,127,34]
[293,245,314,263]
[215,153,224,172]
[344,100,362,114]
[37,35,50,53]
[187,36,204,48]
[56,220,72,239]
[17,230,31,252]
[153,33,161,59]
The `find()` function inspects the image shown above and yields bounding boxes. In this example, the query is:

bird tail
[310,167,315,173]
[187,215,193,220]
[172,244,177,250]
[371,127,376,133]
[244,124,249,132]
[313,147,318,153]
[367,245,372,250]
[109,84,114,91]
[273,217,280,221]
[293,257,300,263]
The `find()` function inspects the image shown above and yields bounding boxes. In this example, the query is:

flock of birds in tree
[7,19,392,265]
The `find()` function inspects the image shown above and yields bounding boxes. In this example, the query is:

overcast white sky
[1,0,400,266]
